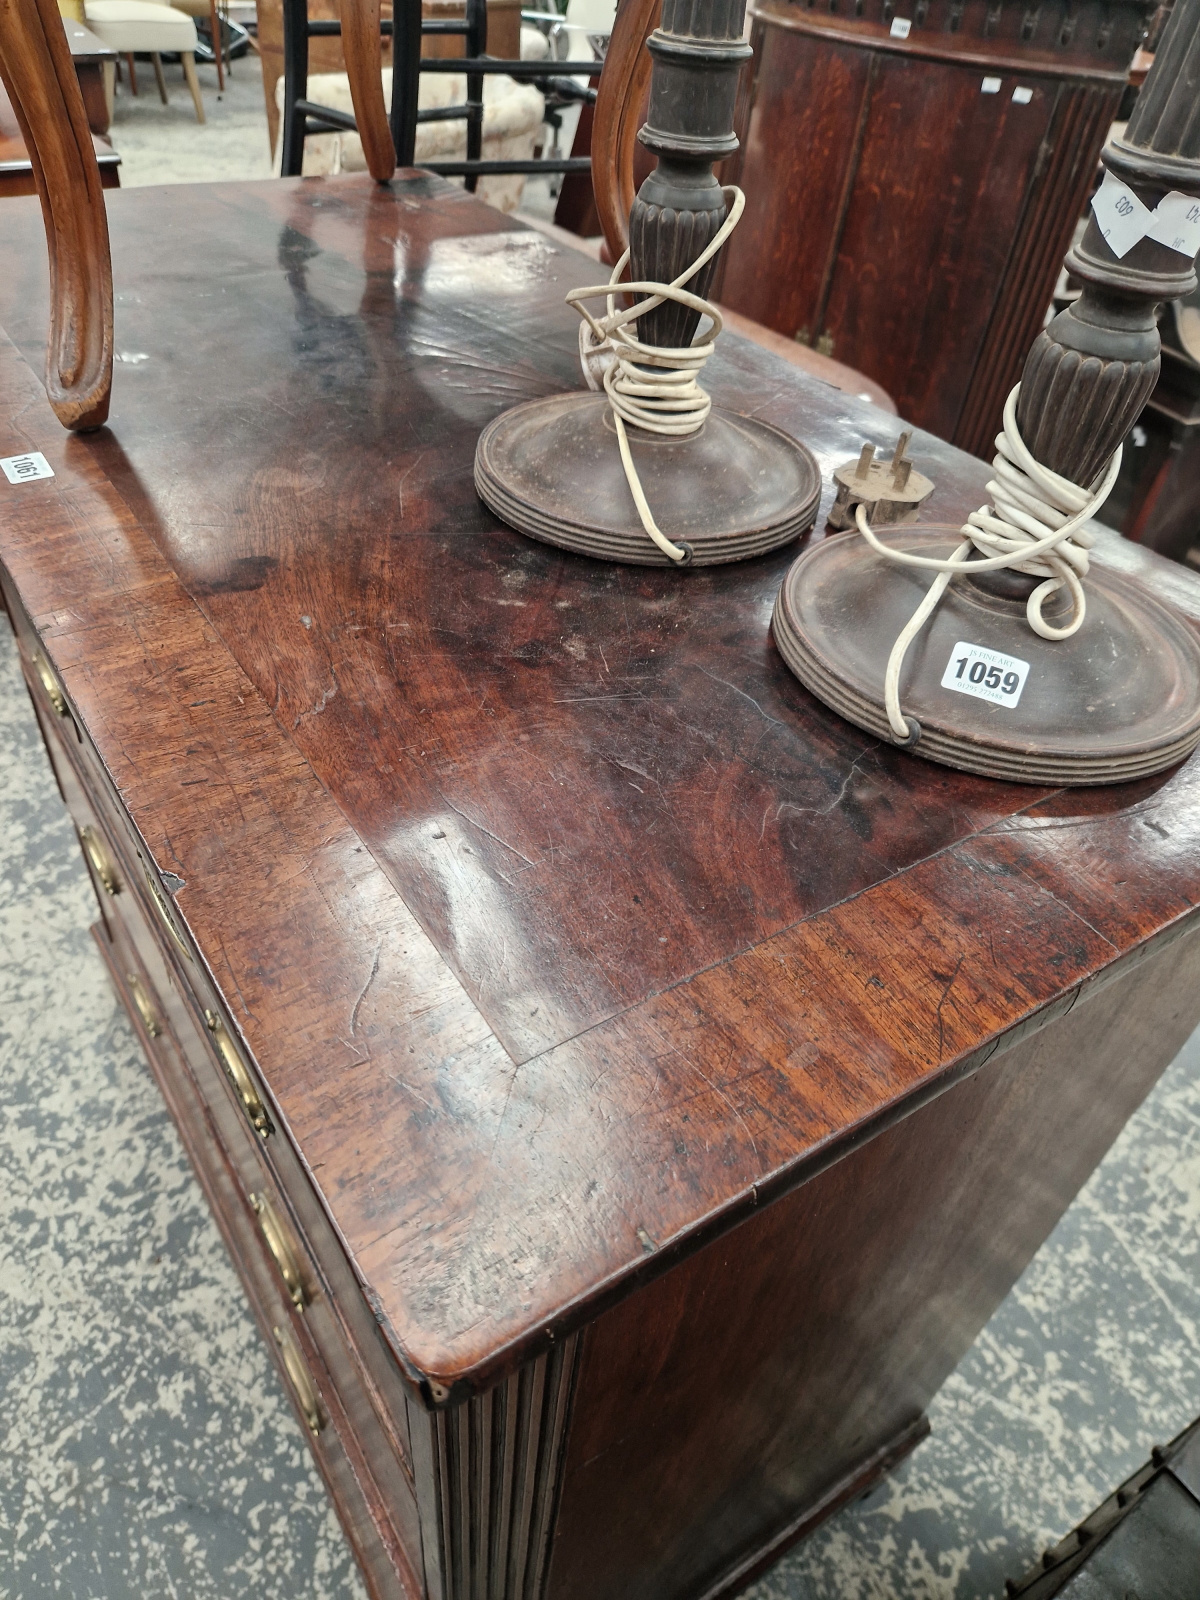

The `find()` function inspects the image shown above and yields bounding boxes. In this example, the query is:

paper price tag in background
[1146,190,1200,258]
[1,452,54,485]
[941,642,1030,709]
[889,16,911,35]
[1091,169,1154,259]
[1092,170,1200,261]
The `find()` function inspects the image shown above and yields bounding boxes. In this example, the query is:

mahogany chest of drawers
[3,176,1200,1600]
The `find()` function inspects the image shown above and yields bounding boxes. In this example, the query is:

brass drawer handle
[252,1193,308,1310]
[33,651,67,717]
[80,825,120,895]
[205,1008,274,1140]
[141,859,193,962]
[273,1324,324,1436]
[127,971,162,1037]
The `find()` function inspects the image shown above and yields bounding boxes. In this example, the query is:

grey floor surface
[6,66,1200,1600]
[103,46,273,188]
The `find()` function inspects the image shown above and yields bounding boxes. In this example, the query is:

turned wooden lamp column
[474,0,822,567]
[627,0,749,349]
[1016,11,1200,488]
[772,0,1200,787]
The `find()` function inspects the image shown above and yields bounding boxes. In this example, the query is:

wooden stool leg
[208,0,224,89]
[181,50,205,122]
[125,52,138,94]
[151,51,168,103]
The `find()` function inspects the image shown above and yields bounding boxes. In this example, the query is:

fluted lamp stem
[769,0,1200,787]
[627,0,751,349]
[1016,0,1200,487]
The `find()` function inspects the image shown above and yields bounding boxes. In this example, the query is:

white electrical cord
[565,187,746,563]
[857,383,1124,743]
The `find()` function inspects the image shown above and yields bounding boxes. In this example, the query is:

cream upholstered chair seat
[168,0,227,91]
[85,0,206,121]
[274,69,544,214]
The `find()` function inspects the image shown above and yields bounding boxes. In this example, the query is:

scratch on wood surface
[935,954,966,1058]
[395,451,426,520]
[999,856,1118,953]
[554,695,646,704]
[386,1075,440,1113]
[648,1024,762,1167]
[216,935,258,1024]
[439,794,538,867]
[350,942,382,1036]
[698,666,785,731]
[765,744,882,836]
[293,682,338,728]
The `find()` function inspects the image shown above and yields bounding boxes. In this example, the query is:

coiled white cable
[565,187,746,563]
[857,382,1124,742]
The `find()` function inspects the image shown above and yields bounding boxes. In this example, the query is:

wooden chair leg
[208,0,224,89]
[0,0,114,429]
[102,57,115,121]
[125,51,138,94]
[151,51,168,103]
[181,50,205,122]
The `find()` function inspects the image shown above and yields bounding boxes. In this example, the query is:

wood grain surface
[2,175,1199,1402]
[550,921,1200,1600]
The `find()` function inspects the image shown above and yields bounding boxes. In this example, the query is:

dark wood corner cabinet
[716,0,1150,456]
[3,177,1200,1600]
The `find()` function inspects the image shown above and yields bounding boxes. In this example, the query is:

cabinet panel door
[822,54,1055,438]
[719,25,873,340]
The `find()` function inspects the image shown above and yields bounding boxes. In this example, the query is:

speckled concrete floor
[0,624,366,1600]
[103,47,273,187]
[3,606,1200,1599]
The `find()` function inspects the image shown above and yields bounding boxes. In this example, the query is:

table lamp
[774,0,1200,785]
[475,0,820,566]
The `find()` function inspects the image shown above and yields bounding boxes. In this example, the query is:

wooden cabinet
[717,0,1146,455]
[4,176,1200,1600]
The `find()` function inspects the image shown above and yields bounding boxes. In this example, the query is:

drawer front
[10,596,206,970]
[12,612,429,1593]
[97,915,424,1600]
[12,597,422,1476]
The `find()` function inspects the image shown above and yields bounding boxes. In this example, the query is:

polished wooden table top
[0,79,118,185]
[62,17,117,59]
[2,176,1199,1398]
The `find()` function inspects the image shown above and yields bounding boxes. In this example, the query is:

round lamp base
[475,393,821,567]
[773,531,1200,786]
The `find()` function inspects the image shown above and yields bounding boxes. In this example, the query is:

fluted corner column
[627,0,752,349]
[1014,0,1200,487]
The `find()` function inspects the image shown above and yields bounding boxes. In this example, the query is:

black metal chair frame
[280,0,596,190]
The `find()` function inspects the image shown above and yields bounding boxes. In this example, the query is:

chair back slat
[0,0,113,429]
[591,0,657,262]
[340,0,396,180]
